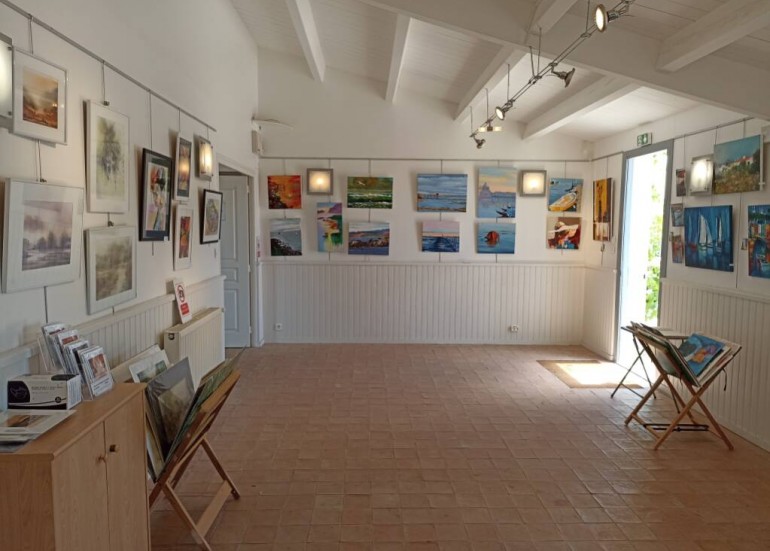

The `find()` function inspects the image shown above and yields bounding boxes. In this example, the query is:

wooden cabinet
[0,384,150,551]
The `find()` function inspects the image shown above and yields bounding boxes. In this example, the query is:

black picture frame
[200,188,223,244]
[140,148,173,241]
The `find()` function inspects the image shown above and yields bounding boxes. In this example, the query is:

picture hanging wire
[101,60,109,106]
[43,286,49,324]
[282,158,287,174]
[27,13,33,53]
[328,158,332,201]
[148,91,153,149]
[36,139,44,182]
[178,107,181,133]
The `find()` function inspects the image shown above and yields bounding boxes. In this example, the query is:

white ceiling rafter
[454,47,524,122]
[385,14,411,103]
[285,0,326,82]
[527,0,580,35]
[657,0,770,72]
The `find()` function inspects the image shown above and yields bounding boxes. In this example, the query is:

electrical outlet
[508,325,520,333]
[274,323,283,331]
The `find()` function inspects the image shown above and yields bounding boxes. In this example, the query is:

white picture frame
[12,49,67,144]
[2,179,84,293]
[86,101,130,213]
[174,206,193,270]
[85,225,137,314]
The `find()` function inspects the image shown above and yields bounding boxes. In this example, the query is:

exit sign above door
[637,132,652,147]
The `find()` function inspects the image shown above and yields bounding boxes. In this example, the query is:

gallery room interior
[1,0,770,549]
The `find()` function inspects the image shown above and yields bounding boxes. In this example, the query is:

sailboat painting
[684,206,733,272]
[477,167,517,218]
[748,204,770,278]
[548,178,582,212]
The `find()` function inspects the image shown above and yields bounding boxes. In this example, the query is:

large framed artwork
[200,189,223,244]
[713,135,762,194]
[347,177,393,209]
[748,204,770,278]
[140,148,173,241]
[477,167,516,218]
[174,206,193,270]
[12,49,67,144]
[85,225,137,314]
[592,178,612,241]
[548,178,582,212]
[684,206,733,272]
[173,135,192,201]
[2,180,84,293]
[86,101,130,213]
[417,174,467,212]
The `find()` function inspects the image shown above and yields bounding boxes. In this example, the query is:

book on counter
[0,409,74,445]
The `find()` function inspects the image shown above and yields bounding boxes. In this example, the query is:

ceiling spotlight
[473,136,486,149]
[550,66,575,87]
[477,120,502,133]
[495,100,514,121]
[595,4,621,32]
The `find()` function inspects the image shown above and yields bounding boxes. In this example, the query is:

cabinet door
[52,424,110,551]
[104,394,150,551]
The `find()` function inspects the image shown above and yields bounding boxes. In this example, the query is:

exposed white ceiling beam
[657,0,770,72]
[528,0,579,35]
[454,47,524,121]
[385,14,411,103]
[523,76,639,139]
[285,0,326,82]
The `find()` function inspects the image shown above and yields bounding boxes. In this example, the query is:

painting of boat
[684,206,732,271]
[477,167,517,218]
[548,178,582,212]
[477,223,515,254]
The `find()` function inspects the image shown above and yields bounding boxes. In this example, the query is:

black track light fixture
[550,66,575,87]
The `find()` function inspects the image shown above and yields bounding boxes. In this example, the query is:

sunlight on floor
[559,361,645,386]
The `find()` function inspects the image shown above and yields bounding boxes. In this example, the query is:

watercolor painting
[200,189,223,244]
[684,206,733,272]
[86,225,136,314]
[87,102,130,212]
[671,204,684,227]
[477,223,515,254]
[270,219,302,256]
[477,167,517,218]
[422,221,460,253]
[22,200,73,271]
[713,135,762,194]
[676,169,686,197]
[13,51,67,143]
[347,177,393,209]
[317,202,343,253]
[140,149,173,241]
[22,66,59,129]
[268,175,302,209]
[748,204,770,278]
[546,216,581,250]
[548,178,582,212]
[592,178,612,241]
[417,174,467,212]
[672,233,684,264]
[348,222,389,256]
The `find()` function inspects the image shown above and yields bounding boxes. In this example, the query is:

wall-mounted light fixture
[197,136,214,180]
[307,168,333,195]
[520,170,547,196]
[0,33,12,125]
[689,155,713,195]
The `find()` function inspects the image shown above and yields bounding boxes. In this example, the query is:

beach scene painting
[748,204,770,278]
[546,216,581,249]
[477,167,517,218]
[713,135,762,194]
[548,178,582,212]
[348,222,389,256]
[684,206,733,272]
[417,174,467,212]
[422,221,460,253]
[347,177,393,209]
[270,219,302,256]
[268,175,302,209]
[477,223,515,254]
[317,202,343,252]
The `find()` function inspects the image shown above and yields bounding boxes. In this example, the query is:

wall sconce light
[197,136,213,180]
[520,170,547,196]
[0,33,12,125]
[689,154,713,195]
[307,168,333,195]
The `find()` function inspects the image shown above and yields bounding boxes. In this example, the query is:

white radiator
[163,307,225,386]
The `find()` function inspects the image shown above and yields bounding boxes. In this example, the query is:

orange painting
[268,175,302,209]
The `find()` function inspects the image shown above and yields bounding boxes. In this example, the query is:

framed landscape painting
[2,180,84,293]
[477,167,516,218]
[348,222,389,255]
[417,174,467,212]
[174,206,193,270]
[268,175,302,209]
[86,101,130,213]
[422,220,460,253]
[85,225,137,314]
[748,204,770,278]
[713,135,762,194]
[173,135,192,201]
[347,177,393,209]
[12,49,67,144]
[201,189,223,244]
[140,148,173,241]
[270,218,302,256]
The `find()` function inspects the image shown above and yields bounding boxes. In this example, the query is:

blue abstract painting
[417,174,467,212]
[477,223,515,254]
[684,206,733,272]
[748,204,770,278]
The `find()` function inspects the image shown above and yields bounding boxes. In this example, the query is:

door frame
[613,139,674,358]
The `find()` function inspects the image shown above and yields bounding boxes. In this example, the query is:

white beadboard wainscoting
[0,275,224,409]
[582,266,618,360]
[262,261,586,344]
[660,278,770,451]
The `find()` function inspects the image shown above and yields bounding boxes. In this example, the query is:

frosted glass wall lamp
[307,168,333,195]
[689,155,713,195]
[520,170,547,196]
[0,33,12,126]
[197,136,214,180]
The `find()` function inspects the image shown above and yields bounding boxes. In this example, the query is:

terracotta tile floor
[151,344,770,551]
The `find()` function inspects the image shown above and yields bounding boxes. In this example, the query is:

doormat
[536,360,642,389]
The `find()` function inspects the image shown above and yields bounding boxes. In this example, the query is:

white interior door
[220,173,251,347]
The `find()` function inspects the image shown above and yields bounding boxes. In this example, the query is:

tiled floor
[151,344,770,551]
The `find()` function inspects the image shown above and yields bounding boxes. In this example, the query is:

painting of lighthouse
[477,167,517,218]
[684,206,733,272]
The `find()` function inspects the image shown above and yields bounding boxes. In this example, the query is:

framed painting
[748,204,770,278]
[270,218,302,256]
[671,233,684,264]
[268,175,302,209]
[200,188,223,244]
[317,202,343,253]
[86,101,130,213]
[173,135,192,201]
[417,174,467,212]
[675,169,686,197]
[477,223,515,254]
[713,135,762,194]
[174,206,193,270]
[347,177,393,209]
[140,148,173,241]
[2,179,84,293]
[348,222,389,255]
[671,204,684,227]
[684,206,733,271]
[548,178,582,212]
[477,167,517,218]
[422,221,460,253]
[546,216,581,250]
[12,49,67,144]
[592,178,612,241]
[85,225,137,314]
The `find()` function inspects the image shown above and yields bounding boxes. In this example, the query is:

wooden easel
[149,370,241,551]
[625,326,741,450]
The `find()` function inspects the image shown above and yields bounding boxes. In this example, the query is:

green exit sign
[637,132,652,147]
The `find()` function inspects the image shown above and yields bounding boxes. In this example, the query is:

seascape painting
[268,175,302,209]
[671,204,684,227]
[22,200,73,271]
[546,216,581,250]
[422,221,460,253]
[477,223,515,254]
[592,178,612,241]
[22,66,59,129]
[684,206,733,272]
[270,219,302,256]
[417,174,467,212]
[347,177,393,209]
[672,234,684,264]
[748,204,770,278]
[477,167,517,218]
[548,178,582,212]
[713,135,762,194]
[676,169,686,197]
[317,202,343,253]
[348,222,389,256]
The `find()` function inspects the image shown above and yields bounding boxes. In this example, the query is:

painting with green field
[713,135,762,194]
[347,177,393,209]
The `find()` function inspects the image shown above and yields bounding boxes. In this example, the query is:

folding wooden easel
[625,326,741,450]
[149,370,241,551]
